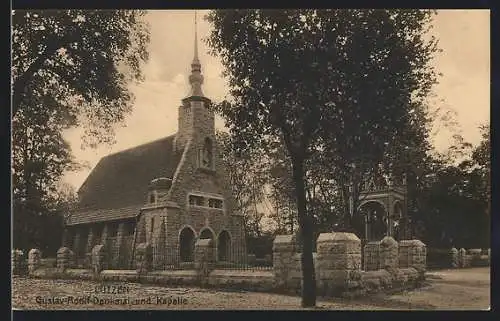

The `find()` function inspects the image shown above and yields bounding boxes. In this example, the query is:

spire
[193,10,199,64]
[188,10,204,97]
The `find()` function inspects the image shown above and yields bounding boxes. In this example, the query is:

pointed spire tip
[193,10,199,62]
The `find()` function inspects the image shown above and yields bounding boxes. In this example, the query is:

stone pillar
[363,241,380,271]
[450,247,459,268]
[194,238,215,276]
[136,219,146,244]
[468,249,481,266]
[61,229,69,247]
[194,239,215,266]
[153,221,166,270]
[379,236,398,270]
[316,232,361,296]
[114,223,125,268]
[28,249,42,275]
[84,228,95,268]
[272,235,296,290]
[91,244,107,275]
[85,228,95,253]
[73,231,82,264]
[135,243,152,274]
[398,240,427,274]
[12,249,27,276]
[458,248,467,268]
[387,196,394,237]
[364,215,370,241]
[69,249,76,268]
[57,247,72,271]
[101,225,109,245]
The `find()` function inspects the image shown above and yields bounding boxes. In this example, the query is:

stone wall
[379,236,398,269]
[28,249,42,275]
[272,234,296,291]
[57,247,74,270]
[450,247,459,268]
[166,109,246,264]
[316,232,362,296]
[273,233,425,298]
[27,233,428,298]
[398,240,426,275]
[91,244,107,275]
[12,249,27,276]
[428,247,490,269]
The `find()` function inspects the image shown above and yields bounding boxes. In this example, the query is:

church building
[62,21,246,269]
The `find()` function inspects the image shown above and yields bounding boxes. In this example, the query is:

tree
[12,9,150,147]
[12,9,150,252]
[411,125,490,249]
[471,124,490,217]
[12,90,81,252]
[207,9,438,307]
[216,131,268,236]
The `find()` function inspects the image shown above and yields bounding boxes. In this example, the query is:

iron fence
[148,241,274,271]
[151,244,195,270]
[215,238,274,271]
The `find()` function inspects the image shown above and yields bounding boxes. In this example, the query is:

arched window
[179,227,196,262]
[217,231,231,262]
[199,228,215,240]
[201,137,213,169]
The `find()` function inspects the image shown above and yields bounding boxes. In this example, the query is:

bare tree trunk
[292,159,316,307]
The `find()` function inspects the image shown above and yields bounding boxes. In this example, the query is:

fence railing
[151,245,194,270]
[72,236,276,271]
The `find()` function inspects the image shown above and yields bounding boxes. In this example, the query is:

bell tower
[175,11,215,154]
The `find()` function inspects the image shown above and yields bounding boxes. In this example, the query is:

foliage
[13,182,78,256]
[412,126,490,248]
[245,233,275,258]
[12,9,150,253]
[12,9,150,147]
[207,9,438,307]
[216,130,268,237]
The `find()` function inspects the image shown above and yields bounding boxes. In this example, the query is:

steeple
[175,10,214,153]
[188,10,204,97]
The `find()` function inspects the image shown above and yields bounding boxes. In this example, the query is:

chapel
[61,18,246,269]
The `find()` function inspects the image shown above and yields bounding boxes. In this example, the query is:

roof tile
[67,134,181,225]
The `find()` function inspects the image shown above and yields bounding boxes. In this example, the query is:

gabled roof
[67,134,181,225]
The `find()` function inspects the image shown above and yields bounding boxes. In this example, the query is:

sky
[61,9,490,191]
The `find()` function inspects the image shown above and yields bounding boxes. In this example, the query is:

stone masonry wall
[398,240,426,277]
[12,249,27,276]
[166,115,246,264]
[91,244,107,275]
[28,249,42,275]
[427,247,489,269]
[379,236,398,269]
[316,232,362,296]
[272,235,296,291]
[30,233,428,298]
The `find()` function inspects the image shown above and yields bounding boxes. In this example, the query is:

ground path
[12,267,490,310]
